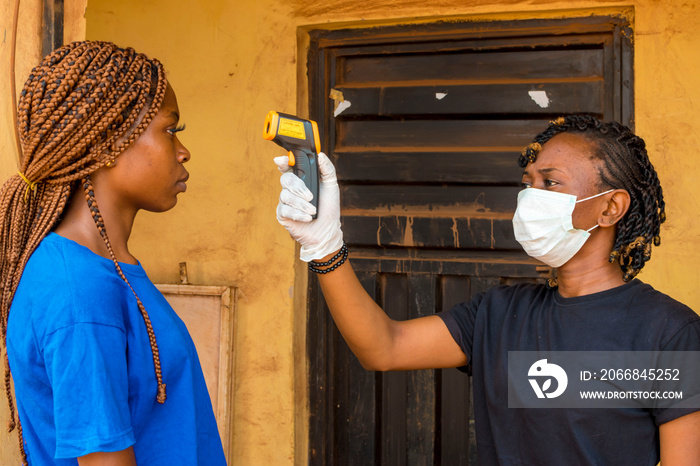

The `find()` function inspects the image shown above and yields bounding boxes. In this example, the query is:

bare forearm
[316,253,467,371]
[317,259,397,370]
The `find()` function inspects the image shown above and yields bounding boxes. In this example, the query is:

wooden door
[306,15,633,465]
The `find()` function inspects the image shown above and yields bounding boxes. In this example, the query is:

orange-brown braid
[82,175,167,402]
[0,41,168,464]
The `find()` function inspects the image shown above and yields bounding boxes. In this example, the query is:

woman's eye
[544,179,558,188]
[167,123,186,136]
[520,182,531,189]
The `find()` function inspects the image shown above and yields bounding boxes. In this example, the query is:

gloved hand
[275,152,344,262]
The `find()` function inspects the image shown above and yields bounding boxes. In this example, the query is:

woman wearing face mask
[275,115,700,465]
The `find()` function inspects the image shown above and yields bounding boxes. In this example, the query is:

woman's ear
[600,189,630,227]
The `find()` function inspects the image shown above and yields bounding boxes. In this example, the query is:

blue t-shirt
[438,280,700,466]
[7,233,226,465]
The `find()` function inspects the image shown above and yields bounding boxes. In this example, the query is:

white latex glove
[275,152,344,262]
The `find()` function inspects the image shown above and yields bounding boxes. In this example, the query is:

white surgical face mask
[512,188,614,268]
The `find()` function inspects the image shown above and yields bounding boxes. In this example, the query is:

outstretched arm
[317,257,466,371]
[275,153,467,371]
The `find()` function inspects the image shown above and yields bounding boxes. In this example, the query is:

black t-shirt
[438,279,700,465]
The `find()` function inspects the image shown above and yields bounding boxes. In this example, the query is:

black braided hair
[519,115,665,282]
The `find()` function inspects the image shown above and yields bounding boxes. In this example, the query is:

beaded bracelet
[309,244,348,274]
[309,242,347,268]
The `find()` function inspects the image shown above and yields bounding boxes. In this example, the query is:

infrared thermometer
[263,111,321,218]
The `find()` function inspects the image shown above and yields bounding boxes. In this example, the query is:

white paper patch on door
[330,88,352,117]
[334,100,352,117]
[528,90,550,108]
[435,92,448,100]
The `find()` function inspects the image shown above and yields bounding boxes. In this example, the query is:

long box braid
[520,115,666,283]
[0,41,170,463]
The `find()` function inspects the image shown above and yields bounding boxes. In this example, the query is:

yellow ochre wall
[1,0,699,464]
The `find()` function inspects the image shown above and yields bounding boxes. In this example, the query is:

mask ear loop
[576,189,615,204]
[580,189,616,233]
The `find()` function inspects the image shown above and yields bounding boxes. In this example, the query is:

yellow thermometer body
[264,111,321,218]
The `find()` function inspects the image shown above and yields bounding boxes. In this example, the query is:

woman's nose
[177,138,191,163]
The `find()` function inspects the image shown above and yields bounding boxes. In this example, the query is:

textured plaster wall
[0,0,41,193]
[0,0,697,464]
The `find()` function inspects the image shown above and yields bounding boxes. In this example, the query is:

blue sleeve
[437,292,484,370]
[43,322,135,458]
[653,319,700,426]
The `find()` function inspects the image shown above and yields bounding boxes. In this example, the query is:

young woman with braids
[275,115,700,465]
[1,41,226,465]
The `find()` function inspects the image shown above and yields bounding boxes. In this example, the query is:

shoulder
[23,233,123,282]
[476,282,549,310]
[484,282,548,301]
[445,282,549,318]
[12,233,132,333]
[607,280,699,350]
[625,280,698,325]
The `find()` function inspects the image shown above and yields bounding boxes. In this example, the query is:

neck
[54,185,138,265]
[555,233,626,298]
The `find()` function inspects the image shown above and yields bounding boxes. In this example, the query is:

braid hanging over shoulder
[0,41,168,464]
[518,115,666,283]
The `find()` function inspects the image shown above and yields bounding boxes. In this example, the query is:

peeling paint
[403,216,414,246]
[451,218,460,248]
